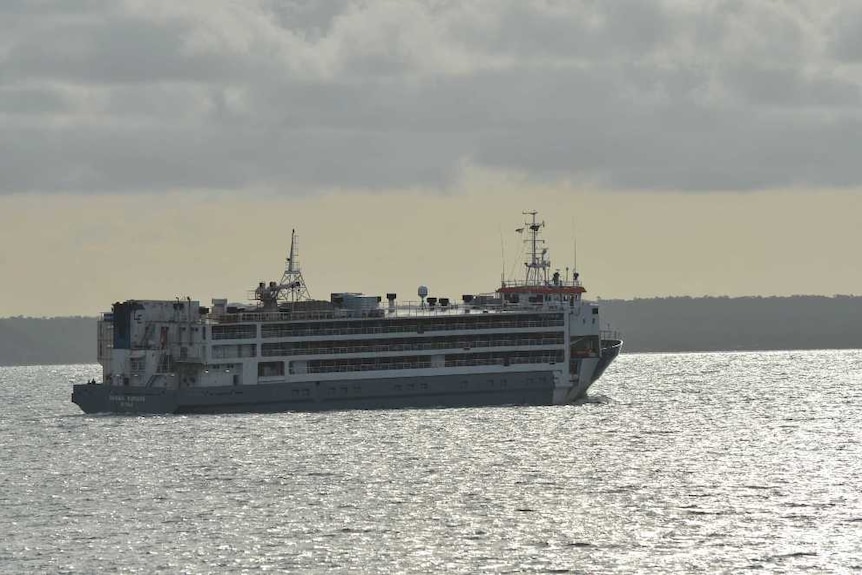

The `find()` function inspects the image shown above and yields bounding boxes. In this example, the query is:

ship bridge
[497,281,586,308]
[496,211,586,308]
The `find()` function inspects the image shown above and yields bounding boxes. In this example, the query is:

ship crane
[253,229,311,309]
[279,229,311,303]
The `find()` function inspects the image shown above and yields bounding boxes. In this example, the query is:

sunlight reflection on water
[1,351,860,573]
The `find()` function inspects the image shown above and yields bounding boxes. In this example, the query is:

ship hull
[75,327,622,414]
[73,369,579,415]
[594,339,623,382]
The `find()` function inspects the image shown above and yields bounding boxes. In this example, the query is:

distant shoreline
[2,296,861,366]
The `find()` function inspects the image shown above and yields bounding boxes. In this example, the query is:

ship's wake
[572,394,613,406]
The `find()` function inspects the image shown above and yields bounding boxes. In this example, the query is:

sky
[1,0,861,317]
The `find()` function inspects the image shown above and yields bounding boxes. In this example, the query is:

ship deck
[210,300,585,325]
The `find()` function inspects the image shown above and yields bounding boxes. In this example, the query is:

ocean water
[1,351,861,574]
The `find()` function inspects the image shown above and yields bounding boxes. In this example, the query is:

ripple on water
[1,351,861,573]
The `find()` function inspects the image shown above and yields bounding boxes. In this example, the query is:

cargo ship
[72,212,622,414]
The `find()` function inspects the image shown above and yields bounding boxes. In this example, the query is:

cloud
[1,0,861,194]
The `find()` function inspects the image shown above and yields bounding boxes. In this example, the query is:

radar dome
[418,285,429,298]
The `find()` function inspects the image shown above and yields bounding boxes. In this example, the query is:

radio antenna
[499,226,506,286]
[572,216,578,275]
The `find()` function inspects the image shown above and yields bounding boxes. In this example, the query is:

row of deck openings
[272,349,565,375]
[211,313,565,340]
[213,333,565,360]
[262,333,565,357]
[214,334,602,362]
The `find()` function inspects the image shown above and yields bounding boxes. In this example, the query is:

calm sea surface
[1,351,861,574]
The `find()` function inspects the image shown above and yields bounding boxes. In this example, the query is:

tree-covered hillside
[600,296,862,352]
[1,296,860,365]
[0,317,96,366]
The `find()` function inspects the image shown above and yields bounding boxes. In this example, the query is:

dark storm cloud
[1,0,861,194]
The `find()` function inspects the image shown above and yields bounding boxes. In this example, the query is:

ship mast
[522,211,550,285]
[280,229,311,303]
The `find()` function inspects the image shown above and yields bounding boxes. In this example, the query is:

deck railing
[210,297,589,324]
[600,329,623,341]
[261,335,564,357]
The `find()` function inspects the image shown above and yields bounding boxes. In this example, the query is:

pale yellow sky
[4,2,862,319]
[2,179,861,317]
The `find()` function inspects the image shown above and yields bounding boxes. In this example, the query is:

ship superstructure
[74,213,622,414]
